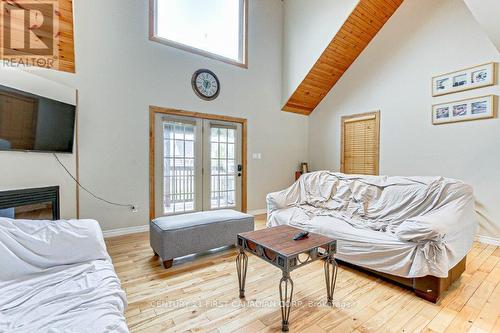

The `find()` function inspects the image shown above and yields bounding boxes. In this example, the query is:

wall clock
[191,69,220,101]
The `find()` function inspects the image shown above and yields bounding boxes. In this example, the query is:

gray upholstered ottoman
[150,209,254,268]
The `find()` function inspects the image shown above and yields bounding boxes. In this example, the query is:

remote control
[293,231,309,241]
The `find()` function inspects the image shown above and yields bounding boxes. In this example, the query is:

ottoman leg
[163,259,173,269]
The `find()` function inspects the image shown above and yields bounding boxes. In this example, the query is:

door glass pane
[210,126,237,209]
[163,121,196,214]
[228,129,235,143]
[227,143,234,159]
[227,191,235,206]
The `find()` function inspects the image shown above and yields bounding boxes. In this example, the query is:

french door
[154,113,243,217]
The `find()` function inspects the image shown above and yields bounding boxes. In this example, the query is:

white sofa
[0,218,129,333]
[267,171,476,283]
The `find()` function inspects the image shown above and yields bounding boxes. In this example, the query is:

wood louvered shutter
[341,111,380,175]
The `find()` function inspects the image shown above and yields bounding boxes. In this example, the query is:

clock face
[192,69,220,100]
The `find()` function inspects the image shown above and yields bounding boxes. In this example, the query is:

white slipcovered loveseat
[267,171,476,283]
[0,218,129,332]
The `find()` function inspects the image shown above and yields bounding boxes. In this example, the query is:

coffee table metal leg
[236,248,248,299]
[279,272,294,332]
[324,255,338,306]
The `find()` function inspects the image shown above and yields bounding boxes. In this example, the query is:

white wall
[308,0,500,239]
[463,0,500,53]
[0,68,77,218]
[282,0,358,105]
[23,0,307,230]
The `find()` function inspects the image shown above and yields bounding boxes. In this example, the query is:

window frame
[149,0,248,68]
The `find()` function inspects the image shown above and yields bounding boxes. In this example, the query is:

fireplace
[0,186,60,220]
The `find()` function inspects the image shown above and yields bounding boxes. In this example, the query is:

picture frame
[432,62,496,97]
[300,162,309,174]
[432,95,496,125]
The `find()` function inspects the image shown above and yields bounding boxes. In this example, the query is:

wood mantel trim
[149,106,248,221]
[283,0,404,115]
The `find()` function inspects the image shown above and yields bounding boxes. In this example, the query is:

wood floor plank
[444,304,481,333]
[105,216,500,333]
[468,282,500,332]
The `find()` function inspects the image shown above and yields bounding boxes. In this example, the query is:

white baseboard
[103,225,149,238]
[103,209,267,239]
[475,235,500,246]
[248,209,267,216]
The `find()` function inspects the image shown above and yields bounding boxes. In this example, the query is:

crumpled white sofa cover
[0,218,129,333]
[267,171,476,278]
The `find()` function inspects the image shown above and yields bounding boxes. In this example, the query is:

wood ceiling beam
[283,0,404,115]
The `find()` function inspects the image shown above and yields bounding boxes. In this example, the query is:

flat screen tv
[0,84,76,153]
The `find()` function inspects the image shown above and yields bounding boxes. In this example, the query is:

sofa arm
[395,192,475,243]
[266,180,302,214]
[0,218,109,280]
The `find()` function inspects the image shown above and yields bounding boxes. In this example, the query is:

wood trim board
[149,106,248,221]
[75,90,80,218]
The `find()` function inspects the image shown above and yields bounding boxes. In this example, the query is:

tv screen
[0,84,76,153]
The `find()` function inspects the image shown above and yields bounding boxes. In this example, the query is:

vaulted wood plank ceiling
[283,0,404,115]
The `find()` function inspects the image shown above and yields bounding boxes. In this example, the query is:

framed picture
[300,162,309,174]
[432,62,496,97]
[432,95,496,125]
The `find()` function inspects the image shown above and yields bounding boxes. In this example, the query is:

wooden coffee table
[236,225,338,332]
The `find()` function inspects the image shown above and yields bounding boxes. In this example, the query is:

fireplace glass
[0,186,60,220]
[0,202,54,220]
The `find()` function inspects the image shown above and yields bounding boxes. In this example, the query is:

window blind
[341,112,379,175]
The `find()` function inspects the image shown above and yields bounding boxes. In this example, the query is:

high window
[150,0,247,67]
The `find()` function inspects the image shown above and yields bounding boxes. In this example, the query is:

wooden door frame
[340,111,380,175]
[149,106,248,221]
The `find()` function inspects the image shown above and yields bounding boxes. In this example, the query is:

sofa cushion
[150,210,254,261]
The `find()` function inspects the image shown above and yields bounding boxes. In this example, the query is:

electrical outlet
[252,153,262,160]
[131,205,139,213]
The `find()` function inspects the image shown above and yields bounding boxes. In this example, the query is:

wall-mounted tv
[0,84,76,153]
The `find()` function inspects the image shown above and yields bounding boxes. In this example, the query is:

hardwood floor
[105,215,500,333]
